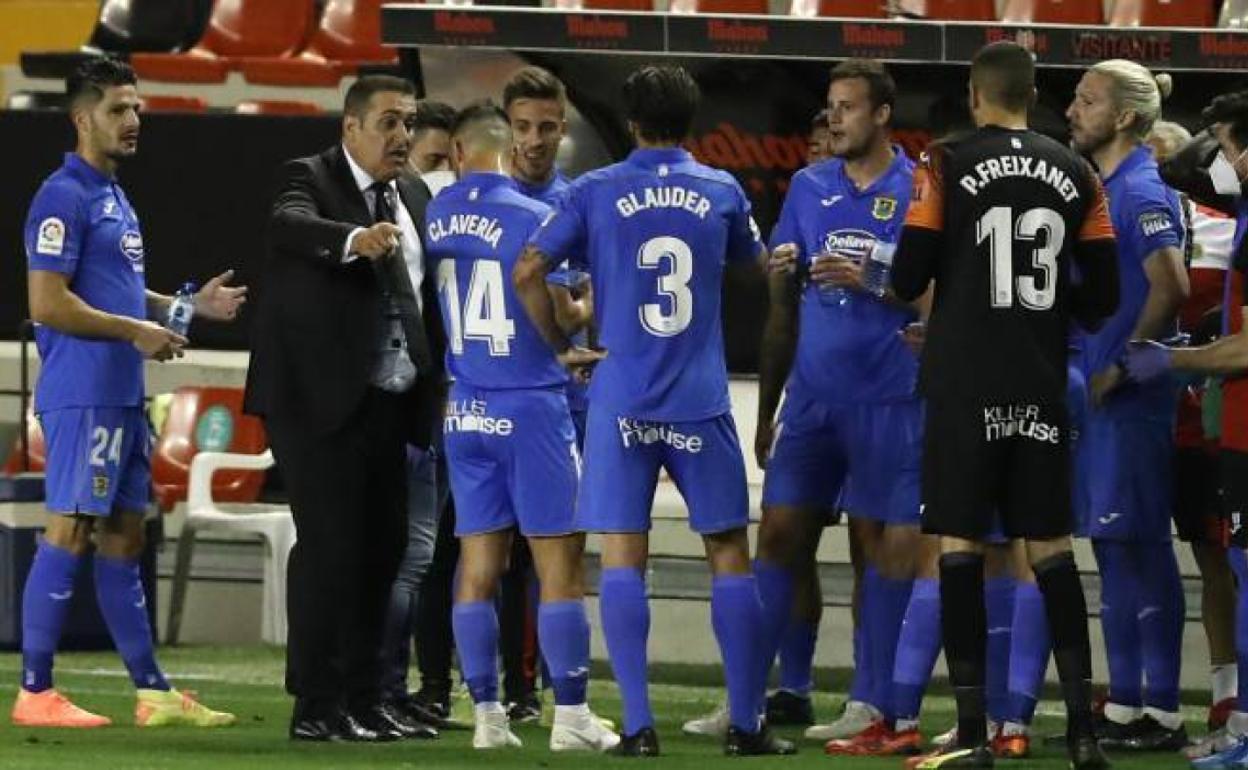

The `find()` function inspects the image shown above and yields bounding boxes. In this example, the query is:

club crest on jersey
[1139,210,1174,237]
[872,196,897,221]
[35,217,66,256]
[119,230,145,272]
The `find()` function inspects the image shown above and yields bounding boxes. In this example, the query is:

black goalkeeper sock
[939,551,987,748]
[1033,550,1094,740]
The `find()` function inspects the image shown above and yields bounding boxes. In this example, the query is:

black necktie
[368,182,431,373]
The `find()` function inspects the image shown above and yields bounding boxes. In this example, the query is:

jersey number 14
[437,259,517,356]
[977,206,1064,311]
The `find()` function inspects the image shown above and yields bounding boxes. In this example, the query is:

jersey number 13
[977,206,1064,311]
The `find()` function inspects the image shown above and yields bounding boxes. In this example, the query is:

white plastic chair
[165,449,295,645]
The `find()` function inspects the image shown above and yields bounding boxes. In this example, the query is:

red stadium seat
[555,0,654,9]
[235,99,324,115]
[240,0,402,87]
[140,94,209,112]
[790,0,886,18]
[921,0,995,20]
[150,387,267,513]
[1222,0,1248,28]
[1000,0,1105,24]
[671,0,770,13]
[131,0,316,84]
[1108,0,1214,27]
[2,406,45,475]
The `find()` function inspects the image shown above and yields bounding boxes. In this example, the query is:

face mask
[421,169,455,196]
[1210,151,1245,197]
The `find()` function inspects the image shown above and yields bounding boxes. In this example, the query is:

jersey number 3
[637,236,693,337]
[437,259,517,356]
[977,206,1064,311]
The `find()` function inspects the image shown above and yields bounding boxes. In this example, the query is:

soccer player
[1123,91,1248,767]
[408,99,457,194]
[891,41,1118,769]
[1067,60,1191,751]
[12,56,241,729]
[807,109,832,165]
[515,64,793,758]
[427,101,618,753]
[752,59,923,754]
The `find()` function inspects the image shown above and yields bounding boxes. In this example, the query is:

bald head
[450,101,513,175]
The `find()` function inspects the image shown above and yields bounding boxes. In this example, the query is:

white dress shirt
[342,145,424,311]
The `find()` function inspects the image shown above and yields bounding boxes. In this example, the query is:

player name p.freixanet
[958,154,1080,203]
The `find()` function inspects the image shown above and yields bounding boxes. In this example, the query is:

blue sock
[1092,540,1143,708]
[20,543,81,692]
[778,621,818,695]
[1230,548,1248,712]
[537,601,590,706]
[849,622,873,703]
[712,574,764,733]
[1005,580,1050,725]
[1137,542,1185,712]
[600,567,653,734]
[985,575,1017,723]
[452,601,499,704]
[754,560,794,708]
[93,556,168,691]
[891,577,941,722]
[864,566,913,719]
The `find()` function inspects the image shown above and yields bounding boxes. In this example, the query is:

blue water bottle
[165,282,198,337]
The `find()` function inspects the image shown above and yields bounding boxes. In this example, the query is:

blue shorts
[41,406,150,516]
[1082,404,1174,542]
[443,385,579,538]
[577,408,748,535]
[761,391,922,525]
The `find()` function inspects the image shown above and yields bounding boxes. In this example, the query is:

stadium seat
[1222,0,1248,27]
[1,407,45,476]
[239,0,402,87]
[131,0,316,84]
[670,0,771,13]
[150,386,267,514]
[555,0,655,10]
[140,94,209,112]
[20,0,205,79]
[235,99,324,115]
[166,449,294,645]
[921,0,995,20]
[790,0,886,18]
[999,0,1105,24]
[1108,0,1214,27]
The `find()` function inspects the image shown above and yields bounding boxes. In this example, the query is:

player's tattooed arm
[548,283,592,336]
[755,260,798,469]
[29,270,184,361]
[515,246,604,374]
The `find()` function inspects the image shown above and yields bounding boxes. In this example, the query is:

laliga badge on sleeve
[36,217,66,256]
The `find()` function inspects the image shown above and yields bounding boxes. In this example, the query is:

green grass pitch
[0,647,1202,769]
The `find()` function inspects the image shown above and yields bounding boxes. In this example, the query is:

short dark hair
[970,41,1035,112]
[1203,91,1248,152]
[66,56,136,108]
[414,100,456,135]
[828,59,896,112]
[502,66,566,110]
[451,99,511,137]
[622,65,700,144]
[811,108,830,130]
[343,74,416,117]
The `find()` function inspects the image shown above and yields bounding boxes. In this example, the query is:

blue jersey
[770,149,918,404]
[24,153,147,412]
[1083,145,1184,378]
[531,147,762,422]
[516,170,589,413]
[427,172,566,390]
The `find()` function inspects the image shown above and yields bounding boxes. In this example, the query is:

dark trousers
[500,537,539,701]
[415,499,459,697]
[267,388,409,707]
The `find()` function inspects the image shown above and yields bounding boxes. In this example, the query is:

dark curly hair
[1202,90,1248,151]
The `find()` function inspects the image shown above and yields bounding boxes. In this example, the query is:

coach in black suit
[244,75,444,742]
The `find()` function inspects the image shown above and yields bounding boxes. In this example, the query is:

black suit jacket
[244,145,445,445]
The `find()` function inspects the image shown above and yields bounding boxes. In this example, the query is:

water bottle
[809,251,851,306]
[863,239,896,298]
[165,282,197,337]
